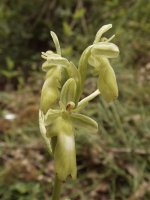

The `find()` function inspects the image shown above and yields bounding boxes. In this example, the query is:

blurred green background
[0,0,150,199]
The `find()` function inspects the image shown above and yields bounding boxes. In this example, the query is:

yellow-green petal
[71,113,98,133]
[91,42,119,58]
[60,78,76,108]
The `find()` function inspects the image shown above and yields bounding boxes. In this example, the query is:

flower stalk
[78,89,100,107]
[51,176,62,200]
[39,24,120,199]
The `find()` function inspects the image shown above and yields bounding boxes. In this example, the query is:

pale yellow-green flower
[79,24,119,102]
[39,24,119,183]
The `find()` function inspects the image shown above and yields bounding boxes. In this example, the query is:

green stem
[51,175,62,200]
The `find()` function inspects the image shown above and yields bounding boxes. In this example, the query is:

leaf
[44,109,61,126]
[11,182,28,194]
[63,22,73,36]
[71,113,98,133]
[6,57,14,70]
[73,8,85,20]
[60,78,76,107]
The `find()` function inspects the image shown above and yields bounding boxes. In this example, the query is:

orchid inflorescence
[39,24,119,199]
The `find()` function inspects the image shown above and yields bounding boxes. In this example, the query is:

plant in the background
[39,24,119,200]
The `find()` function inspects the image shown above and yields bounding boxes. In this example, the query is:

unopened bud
[97,61,118,102]
[91,42,119,58]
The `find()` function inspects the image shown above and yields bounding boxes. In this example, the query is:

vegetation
[0,0,150,200]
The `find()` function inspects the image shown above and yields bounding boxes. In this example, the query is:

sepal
[45,109,62,126]
[39,110,52,153]
[70,113,98,133]
[66,62,81,104]
[97,62,118,102]
[60,78,76,108]
[91,42,119,58]
[50,31,61,55]
[42,52,69,72]
[94,24,112,43]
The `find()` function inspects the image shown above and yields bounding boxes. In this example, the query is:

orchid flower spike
[39,24,120,200]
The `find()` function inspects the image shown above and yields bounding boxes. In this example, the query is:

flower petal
[60,78,77,107]
[71,113,98,133]
[45,109,62,126]
[91,42,119,58]
[39,110,52,153]
[66,62,82,104]
[94,24,112,43]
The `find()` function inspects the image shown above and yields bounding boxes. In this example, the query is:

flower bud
[40,67,61,113]
[97,58,118,102]
[91,42,119,58]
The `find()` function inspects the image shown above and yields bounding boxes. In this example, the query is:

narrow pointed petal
[94,24,112,43]
[60,78,76,107]
[66,62,82,104]
[50,31,61,55]
[71,113,98,133]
